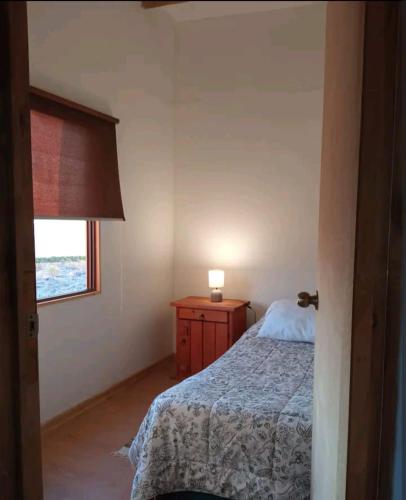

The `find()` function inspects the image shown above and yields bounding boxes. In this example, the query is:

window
[30,87,124,305]
[34,220,99,303]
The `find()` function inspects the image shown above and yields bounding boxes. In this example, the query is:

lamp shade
[208,269,224,288]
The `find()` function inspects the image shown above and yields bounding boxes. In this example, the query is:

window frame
[36,220,100,306]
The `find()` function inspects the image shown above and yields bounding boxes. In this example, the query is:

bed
[129,317,314,500]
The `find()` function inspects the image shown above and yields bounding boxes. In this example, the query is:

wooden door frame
[346,1,401,499]
[378,3,406,496]
[0,2,43,499]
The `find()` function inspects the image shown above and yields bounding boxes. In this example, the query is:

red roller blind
[30,87,124,220]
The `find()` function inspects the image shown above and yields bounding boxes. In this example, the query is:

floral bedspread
[129,318,314,500]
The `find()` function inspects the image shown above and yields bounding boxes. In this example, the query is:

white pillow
[258,299,315,343]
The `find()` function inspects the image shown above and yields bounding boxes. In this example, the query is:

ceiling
[160,1,318,22]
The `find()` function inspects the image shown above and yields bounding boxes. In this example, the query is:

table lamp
[209,269,224,302]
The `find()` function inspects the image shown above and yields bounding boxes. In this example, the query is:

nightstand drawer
[178,308,228,323]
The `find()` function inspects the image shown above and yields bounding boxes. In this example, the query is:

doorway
[1,2,402,499]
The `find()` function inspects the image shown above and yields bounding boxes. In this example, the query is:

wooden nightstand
[170,296,250,378]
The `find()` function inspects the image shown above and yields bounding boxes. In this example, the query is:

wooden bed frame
[158,493,223,500]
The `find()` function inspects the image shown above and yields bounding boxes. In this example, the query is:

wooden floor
[42,357,176,500]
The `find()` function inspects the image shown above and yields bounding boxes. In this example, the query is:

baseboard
[41,353,175,435]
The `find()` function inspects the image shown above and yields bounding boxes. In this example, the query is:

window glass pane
[34,220,87,300]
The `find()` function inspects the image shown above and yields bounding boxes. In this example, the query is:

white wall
[173,4,326,318]
[28,1,326,423]
[28,1,176,423]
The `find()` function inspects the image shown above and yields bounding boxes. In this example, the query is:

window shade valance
[30,87,125,220]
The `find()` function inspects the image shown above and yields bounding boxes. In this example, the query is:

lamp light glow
[208,269,224,302]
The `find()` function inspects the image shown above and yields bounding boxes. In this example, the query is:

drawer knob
[199,313,205,320]
[181,338,187,345]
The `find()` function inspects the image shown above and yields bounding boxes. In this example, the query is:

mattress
[129,318,314,500]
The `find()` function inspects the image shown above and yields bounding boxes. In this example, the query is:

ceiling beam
[141,1,187,9]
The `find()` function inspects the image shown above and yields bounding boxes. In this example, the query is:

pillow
[258,299,315,343]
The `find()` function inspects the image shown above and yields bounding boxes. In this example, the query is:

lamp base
[210,289,223,302]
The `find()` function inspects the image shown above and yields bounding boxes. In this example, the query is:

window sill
[37,289,101,308]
